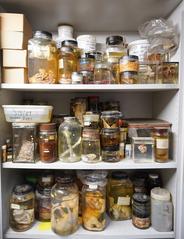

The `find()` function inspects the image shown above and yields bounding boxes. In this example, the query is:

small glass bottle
[51,175,79,236]
[58,117,82,162]
[10,184,35,232]
[94,61,113,84]
[39,123,57,163]
[153,127,170,162]
[58,46,77,84]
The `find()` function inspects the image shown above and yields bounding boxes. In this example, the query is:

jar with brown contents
[101,111,120,128]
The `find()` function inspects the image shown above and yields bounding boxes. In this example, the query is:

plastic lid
[101,110,121,116]
[106,35,124,45]
[111,171,128,180]
[56,175,74,184]
[34,30,52,39]
[85,174,107,187]
[83,113,99,122]
[133,193,150,203]
[13,184,33,195]
[151,187,171,201]
[148,173,160,180]
[121,55,139,61]
[62,39,77,47]
[39,123,56,131]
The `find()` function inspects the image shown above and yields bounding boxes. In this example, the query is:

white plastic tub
[2,105,53,123]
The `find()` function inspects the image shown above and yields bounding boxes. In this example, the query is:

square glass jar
[156,62,179,84]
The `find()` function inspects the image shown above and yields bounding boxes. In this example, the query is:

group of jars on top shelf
[28,24,179,85]
[10,170,173,235]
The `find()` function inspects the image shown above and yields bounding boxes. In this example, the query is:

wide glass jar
[10,184,35,231]
[83,113,99,129]
[107,172,133,220]
[119,55,139,73]
[79,53,95,72]
[58,117,82,162]
[101,111,120,128]
[151,187,173,232]
[39,123,57,163]
[12,123,37,163]
[51,176,79,236]
[58,46,77,84]
[82,128,101,163]
[28,31,58,84]
[132,193,151,229]
[82,175,107,231]
[153,127,170,162]
[93,61,113,84]
[62,39,81,59]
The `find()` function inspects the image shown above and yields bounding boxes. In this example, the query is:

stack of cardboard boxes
[0,13,32,83]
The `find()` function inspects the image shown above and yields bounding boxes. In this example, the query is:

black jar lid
[133,193,150,203]
[121,55,139,61]
[111,171,128,180]
[13,184,33,196]
[106,35,124,45]
[37,184,52,196]
[56,175,74,184]
[34,30,52,39]
[62,39,77,47]
[85,53,95,59]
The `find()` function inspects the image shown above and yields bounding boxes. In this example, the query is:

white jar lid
[151,187,171,201]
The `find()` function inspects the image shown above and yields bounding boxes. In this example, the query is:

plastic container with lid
[107,171,134,220]
[10,184,35,231]
[77,34,96,52]
[151,187,173,232]
[51,175,79,235]
[58,24,74,41]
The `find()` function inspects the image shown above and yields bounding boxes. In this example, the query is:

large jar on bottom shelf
[28,31,58,84]
[51,176,79,236]
[107,171,133,220]
[58,117,82,162]
[82,175,107,231]
[10,184,35,232]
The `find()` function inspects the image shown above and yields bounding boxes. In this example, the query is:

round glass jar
[101,111,120,128]
[28,31,58,84]
[120,71,138,84]
[119,55,139,73]
[10,184,35,232]
[51,176,79,236]
[62,39,81,59]
[101,128,120,162]
[39,123,57,163]
[58,117,82,162]
[82,175,107,231]
[83,113,99,129]
[79,53,95,72]
[153,127,170,162]
[94,61,113,84]
[132,193,151,229]
[107,172,133,220]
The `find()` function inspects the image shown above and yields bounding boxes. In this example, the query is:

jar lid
[60,46,73,53]
[13,184,33,196]
[102,128,120,133]
[56,175,74,184]
[34,30,52,39]
[106,35,124,45]
[83,113,99,122]
[133,193,150,203]
[151,187,171,201]
[111,171,128,180]
[148,173,160,180]
[62,39,77,47]
[85,174,107,186]
[121,55,139,61]
[101,111,121,116]
[39,123,56,131]
[37,184,52,196]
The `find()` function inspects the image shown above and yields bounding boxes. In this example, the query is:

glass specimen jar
[132,193,151,229]
[62,39,81,59]
[93,61,113,84]
[58,117,82,162]
[82,128,101,163]
[39,123,57,163]
[12,123,37,163]
[83,113,99,129]
[151,187,173,232]
[157,62,179,84]
[119,55,139,73]
[105,35,126,84]
[147,173,162,194]
[58,46,77,84]
[101,128,120,162]
[120,71,138,84]
[10,184,35,231]
[79,53,95,72]
[28,31,58,84]
[107,171,133,220]
[153,127,170,162]
[51,175,79,236]
[82,175,107,231]
[101,111,120,128]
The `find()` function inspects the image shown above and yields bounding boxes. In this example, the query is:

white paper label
[11,204,21,210]
[89,184,98,189]
[156,139,169,149]
[117,196,130,206]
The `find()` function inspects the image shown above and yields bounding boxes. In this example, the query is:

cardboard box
[0,31,31,49]
[3,68,28,83]
[3,49,27,67]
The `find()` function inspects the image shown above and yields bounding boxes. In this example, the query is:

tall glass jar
[58,117,82,162]
[28,31,58,84]
[10,184,35,232]
[51,176,79,236]
[107,171,134,220]
[62,39,81,59]
[58,46,77,84]
[39,123,57,163]
[82,175,107,231]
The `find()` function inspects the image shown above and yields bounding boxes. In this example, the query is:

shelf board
[5,220,175,239]
[0,84,179,92]
[2,159,177,170]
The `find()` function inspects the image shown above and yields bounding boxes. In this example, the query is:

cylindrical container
[39,123,57,163]
[101,128,120,162]
[77,35,96,52]
[133,175,147,194]
[62,39,81,58]
[82,128,101,163]
[58,24,74,41]
[88,96,99,113]
[119,55,139,73]
[10,184,35,231]
[151,187,173,232]
[107,171,133,220]
[101,111,120,128]
[120,71,138,84]
[153,127,170,162]
[80,71,94,84]
[28,31,58,84]
[94,61,113,84]
[132,193,151,229]
[147,173,162,194]
[83,113,99,129]
[82,175,107,231]
[51,176,79,236]
[71,72,83,84]
[79,53,95,72]
[58,117,82,162]
[58,46,77,84]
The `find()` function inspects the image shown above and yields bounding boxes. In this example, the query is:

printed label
[117,196,130,206]
[156,139,169,149]
[11,204,21,210]
[89,184,98,190]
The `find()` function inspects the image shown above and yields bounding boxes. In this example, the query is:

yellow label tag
[37,222,51,231]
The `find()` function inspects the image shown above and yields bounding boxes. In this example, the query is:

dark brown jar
[39,123,57,163]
